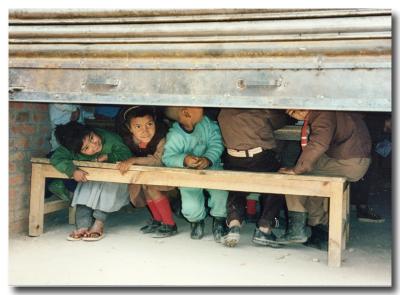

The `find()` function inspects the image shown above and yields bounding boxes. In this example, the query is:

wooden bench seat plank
[31,158,346,183]
[36,162,343,198]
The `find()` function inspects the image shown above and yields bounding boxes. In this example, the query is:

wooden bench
[29,157,349,267]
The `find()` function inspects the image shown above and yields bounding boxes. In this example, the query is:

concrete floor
[9,188,392,287]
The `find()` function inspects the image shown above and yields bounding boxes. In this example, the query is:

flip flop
[66,232,84,241]
[82,232,105,242]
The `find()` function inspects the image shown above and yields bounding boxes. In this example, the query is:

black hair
[116,106,167,156]
[54,121,94,154]
[123,106,157,128]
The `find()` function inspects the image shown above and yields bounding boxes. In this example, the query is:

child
[217,108,287,248]
[46,103,94,201]
[278,110,371,247]
[162,107,229,242]
[116,106,177,238]
[50,121,132,241]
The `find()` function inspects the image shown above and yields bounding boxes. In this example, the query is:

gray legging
[75,205,108,229]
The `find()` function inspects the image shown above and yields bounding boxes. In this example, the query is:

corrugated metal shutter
[9,9,391,111]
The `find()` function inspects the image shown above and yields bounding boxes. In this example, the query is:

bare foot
[86,219,104,237]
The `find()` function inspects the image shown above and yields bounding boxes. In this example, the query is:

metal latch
[81,79,120,89]
[9,86,25,93]
[237,78,282,90]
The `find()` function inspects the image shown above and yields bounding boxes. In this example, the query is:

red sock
[246,199,257,216]
[147,200,162,222]
[154,195,176,226]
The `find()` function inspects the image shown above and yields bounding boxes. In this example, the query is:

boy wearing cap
[162,107,229,242]
[278,110,371,247]
[217,108,287,248]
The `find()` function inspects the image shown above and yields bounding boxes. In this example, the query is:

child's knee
[181,198,204,221]
[144,186,162,199]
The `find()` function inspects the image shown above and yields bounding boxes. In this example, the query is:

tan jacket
[294,111,371,174]
[217,109,286,150]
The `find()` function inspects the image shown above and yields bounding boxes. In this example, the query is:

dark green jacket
[50,128,132,177]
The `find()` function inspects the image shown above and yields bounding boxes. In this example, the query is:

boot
[357,205,385,223]
[212,217,228,243]
[140,219,161,234]
[153,223,178,238]
[303,224,328,251]
[276,211,311,244]
[190,220,205,239]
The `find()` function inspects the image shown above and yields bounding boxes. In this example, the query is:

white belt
[227,147,263,158]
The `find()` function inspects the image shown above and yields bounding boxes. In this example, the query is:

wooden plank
[37,162,341,197]
[31,158,346,183]
[328,182,345,267]
[28,164,45,236]
[43,199,69,214]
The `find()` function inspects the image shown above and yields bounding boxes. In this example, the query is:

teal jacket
[50,128,132,177]
[162,116,224,170]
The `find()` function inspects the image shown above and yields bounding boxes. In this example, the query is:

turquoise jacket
[162,116,224,170]
[50,128,132,177]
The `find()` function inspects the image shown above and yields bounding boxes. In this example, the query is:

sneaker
[212,217,228,243]
[153,224,178,238]
[357,206,385,223]
[252,228,281,248]
[48,180,71,202]
[190,220,205,240]
[222,226,240,247]
[140,219,162,234]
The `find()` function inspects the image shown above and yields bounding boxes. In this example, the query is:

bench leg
[342,184,350,250]
[69,206,76,225]
[29,164,45,236]
[328,183,345,267]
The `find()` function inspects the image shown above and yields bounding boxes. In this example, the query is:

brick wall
[9,102,51,234]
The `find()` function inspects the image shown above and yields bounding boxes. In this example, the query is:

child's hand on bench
[184,155,210,170]
[73,169,89,182]
[278,167,296,175]
[116,158,136,175]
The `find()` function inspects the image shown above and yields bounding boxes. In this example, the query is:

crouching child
[162,107,229,242]
[50,121,132,241]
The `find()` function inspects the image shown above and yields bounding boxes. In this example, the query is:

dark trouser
[223,150,284,228]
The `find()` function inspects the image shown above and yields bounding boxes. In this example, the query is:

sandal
[82,232,105,242]
[66,230,87,241]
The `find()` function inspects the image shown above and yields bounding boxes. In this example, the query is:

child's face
[128,115,156,144]
[81,132,102,156]
[286,109,310,121]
